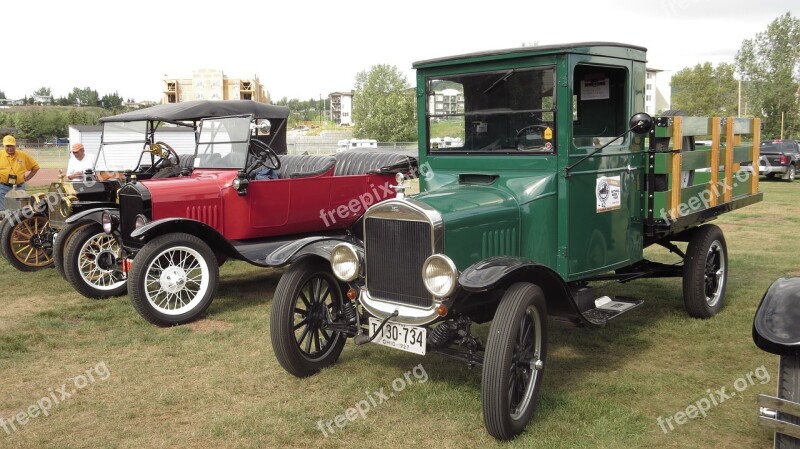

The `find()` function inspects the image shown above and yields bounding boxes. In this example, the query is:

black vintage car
[753,277,800,447]
[1,102,288,300]
[0,118,194,278]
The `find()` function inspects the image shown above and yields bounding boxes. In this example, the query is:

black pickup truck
[741,139,800,182]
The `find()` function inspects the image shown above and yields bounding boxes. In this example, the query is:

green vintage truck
[267,42,763,439]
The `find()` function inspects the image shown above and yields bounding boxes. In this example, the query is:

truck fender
[753,276,800,356]
[65,207,118,225]
[265,235,362,267]
[459,256,583,322]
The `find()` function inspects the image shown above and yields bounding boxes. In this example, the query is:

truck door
[565,63,644,279]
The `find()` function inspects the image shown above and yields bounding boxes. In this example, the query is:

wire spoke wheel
[129,233,219,326]
[143,245,210,315]
[77,232,125,291]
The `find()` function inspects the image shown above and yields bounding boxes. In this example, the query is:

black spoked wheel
[683,224,728,318]
[482,282,548,440]
[63,223,127,299]
[0,208,53,271]
[129,233,219,326]
[776,355,800,448]
[270,257,347,378]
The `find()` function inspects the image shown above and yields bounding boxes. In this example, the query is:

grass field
[0,179,797,448]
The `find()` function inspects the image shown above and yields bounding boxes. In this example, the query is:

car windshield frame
[194,115,255,169]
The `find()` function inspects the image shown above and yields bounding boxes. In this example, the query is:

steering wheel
[251,140,281,170]
[515,124,551,151]
[145,141,180,172]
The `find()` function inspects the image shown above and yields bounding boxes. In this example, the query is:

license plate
[368,318,426,355]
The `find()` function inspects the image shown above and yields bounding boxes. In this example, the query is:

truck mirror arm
[565,112,653,178]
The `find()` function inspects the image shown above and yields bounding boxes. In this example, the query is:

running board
[573,288,644,326]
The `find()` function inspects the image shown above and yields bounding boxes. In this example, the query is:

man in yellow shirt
[1,135,40,210]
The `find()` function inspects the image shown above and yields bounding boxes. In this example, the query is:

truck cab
[268,42,763,440]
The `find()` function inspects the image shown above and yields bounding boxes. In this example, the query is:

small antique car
[0,115,195,278]
[267,42,763,439]
[82,105,416,326]
[753,277,800,448]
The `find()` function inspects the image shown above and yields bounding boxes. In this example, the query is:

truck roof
[413,42,647,68]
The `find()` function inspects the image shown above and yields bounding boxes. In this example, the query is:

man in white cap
[67,143,93,180]
[1,135,39,210]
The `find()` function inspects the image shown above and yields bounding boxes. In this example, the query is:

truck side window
[426,66,556,154]
[572,65,628,148]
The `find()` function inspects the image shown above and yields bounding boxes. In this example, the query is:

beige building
[163,69,269,104]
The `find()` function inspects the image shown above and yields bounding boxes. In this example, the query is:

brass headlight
[59,196,72,217]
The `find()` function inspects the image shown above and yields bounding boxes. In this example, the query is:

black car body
[741,139,800,182]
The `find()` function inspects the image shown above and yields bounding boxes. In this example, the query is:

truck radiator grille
[365,218,432,307]
[186,205,219,228]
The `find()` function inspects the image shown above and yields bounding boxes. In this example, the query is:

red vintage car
[75,102,416,326]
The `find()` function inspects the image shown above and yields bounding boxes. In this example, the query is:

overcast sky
[3,0,796,102]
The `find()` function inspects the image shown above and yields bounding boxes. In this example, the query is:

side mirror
[629,112,653,134]
[252,119,271,135]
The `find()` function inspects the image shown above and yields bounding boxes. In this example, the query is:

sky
[2,0,796,103]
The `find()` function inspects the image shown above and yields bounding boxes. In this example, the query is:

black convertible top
[100,100,290,124]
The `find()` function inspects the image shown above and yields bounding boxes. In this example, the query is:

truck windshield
[426,66,555,154]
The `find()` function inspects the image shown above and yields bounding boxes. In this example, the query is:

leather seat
[334,151,416,176]
[276,155,336,178]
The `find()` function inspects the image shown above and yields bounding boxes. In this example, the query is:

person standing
[0,135,40,210]
[67,143,93,180]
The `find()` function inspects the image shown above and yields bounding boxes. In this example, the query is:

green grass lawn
[0,179,796,448]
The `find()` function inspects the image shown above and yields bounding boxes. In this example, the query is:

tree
[33,87,52,96]
[0,90,6,100]
[352,64,416,142]
[671,62,739,116]
[735,12,800,139]
[68,87,100,107]
[100,91,124,109]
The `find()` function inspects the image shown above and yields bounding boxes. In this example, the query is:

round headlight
[330,243,360,282]
[422,254,458,298]
[59,197,72,217]
[232,178,241,189]
[134,214,148,229]
[101,212,114,234]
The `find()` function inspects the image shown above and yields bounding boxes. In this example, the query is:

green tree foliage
[0,90,5,99]
[352,64,415,142]
[67,87,100,106]
[100,92,124,109]
[33,87,52,97]
[735,12,800,138]
[671,62,738,116]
